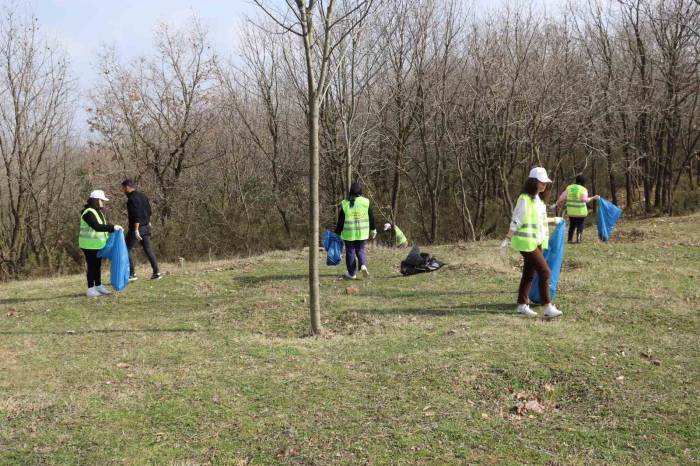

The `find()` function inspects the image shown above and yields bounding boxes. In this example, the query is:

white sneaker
[95,285,111,295]
[517,304,537,317]
[86,287,102,298]
[343,272,357,280]
[360,265,370,278]
[543,304,563,318]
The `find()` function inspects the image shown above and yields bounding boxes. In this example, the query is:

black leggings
[568,217,585,242]
[82,249,102,288]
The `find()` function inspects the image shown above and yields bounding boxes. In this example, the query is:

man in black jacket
[121,179,161,280]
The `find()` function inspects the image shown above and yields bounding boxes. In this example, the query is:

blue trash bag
[323,230,343,266]
[97,230,131,291]
[597,197,622,242]
[530,220,567,304]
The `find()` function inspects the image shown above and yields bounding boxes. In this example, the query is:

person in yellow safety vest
[554,174,600,244]
[79,190,123,298]
[334,182,377,280]
[500,167,564,318]
[382,222,409,247]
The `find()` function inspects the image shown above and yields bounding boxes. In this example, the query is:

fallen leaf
[524,400,544,414]
[616,375,625,382]
[345,287,360,295]
[116,362,130,369]
[276,447,300,458]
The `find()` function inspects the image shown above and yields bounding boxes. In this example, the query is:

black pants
[82,249,102,288]
[126,230,159,276]
[568,217,585,242]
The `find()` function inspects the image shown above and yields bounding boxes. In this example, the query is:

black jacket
[81,206,115,233]
[334,197,376,236]
[126,191,152,231]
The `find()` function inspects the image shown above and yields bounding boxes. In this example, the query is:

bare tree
[222,23,300,236]
[0,10,75,278]
[254,0,376,335]
[88,19,218,243]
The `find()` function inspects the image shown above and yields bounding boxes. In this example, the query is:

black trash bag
[400,245,445,276]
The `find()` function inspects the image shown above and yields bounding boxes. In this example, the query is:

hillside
[1,215,698,465]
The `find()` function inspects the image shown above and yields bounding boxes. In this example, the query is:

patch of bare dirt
[611,228,651,242]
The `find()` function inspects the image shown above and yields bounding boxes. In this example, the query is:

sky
[28,0,261,92]
[19,0,567,134]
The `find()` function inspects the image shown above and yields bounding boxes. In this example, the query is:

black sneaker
[151,272,163,280]
[128,275,138,282]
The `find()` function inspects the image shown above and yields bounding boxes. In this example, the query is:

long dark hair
[84,198,101,210]
[521,178,551,200]
[348,181,363,207]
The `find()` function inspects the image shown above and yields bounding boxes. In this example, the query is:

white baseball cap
[383,223,392,231]
[89,190,109,201]
[528,167,552,184]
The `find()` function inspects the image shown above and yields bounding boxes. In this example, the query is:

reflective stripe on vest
[79,208,108,250]
[341,196,370,241]
[511,195,548,252]
[566,184,588,217]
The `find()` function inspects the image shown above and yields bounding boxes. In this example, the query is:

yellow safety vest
[341,196,370,241]
[79,208,108,250]
[394,225,408,246]
[511,194,548,252]
[566,184,588,217]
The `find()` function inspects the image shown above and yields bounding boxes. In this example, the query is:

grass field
[1,215,698,465]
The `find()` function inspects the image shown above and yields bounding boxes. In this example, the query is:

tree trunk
[345,147,352,196]
[308,98,322,335]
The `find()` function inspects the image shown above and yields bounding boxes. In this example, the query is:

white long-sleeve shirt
[510,194,549,246]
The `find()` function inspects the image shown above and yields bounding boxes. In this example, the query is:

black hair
[121,179,135,188]
[521,177,551,200]
[349,181,363,198]
[575,174,587,185]
[85,197,101,210]
[521,178,540,198]
[348,181,363,207]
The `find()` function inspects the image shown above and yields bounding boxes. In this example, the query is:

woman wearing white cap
[382,222,408,248]
[501,167,563,318]
[79,190,122,298]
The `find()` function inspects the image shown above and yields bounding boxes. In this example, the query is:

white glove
[370,229,377,240]
[113,225,123,231]
[554,217,564,225]
[135,229,143,241]
[549,204,557,210]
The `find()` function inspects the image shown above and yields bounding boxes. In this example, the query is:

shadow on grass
[0,294,82,305]
[362,302,514,317]
[0,327,196,336]
[231,273,338,286]
[362,290,514,299]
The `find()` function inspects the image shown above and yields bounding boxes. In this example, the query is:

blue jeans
[344,240,367,276]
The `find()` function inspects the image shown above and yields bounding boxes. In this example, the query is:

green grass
[1,215,698,465]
